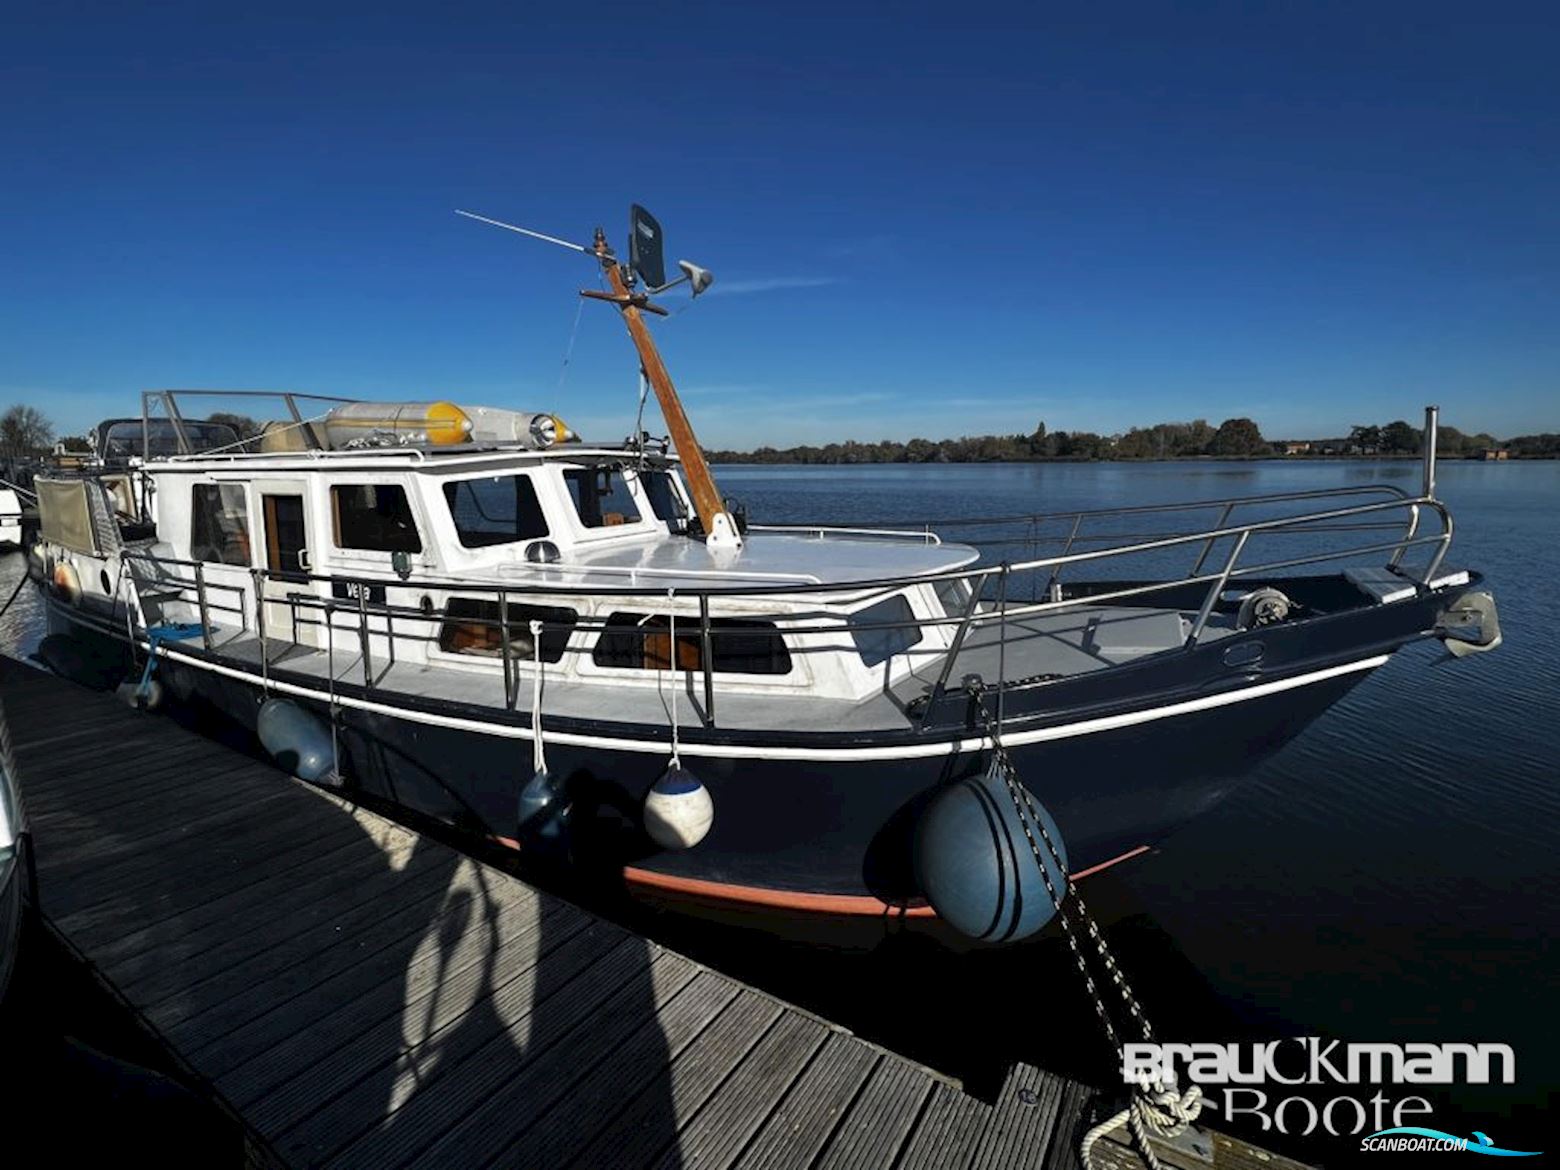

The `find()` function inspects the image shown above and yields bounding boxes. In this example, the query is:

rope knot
[1082,1075,1204,1170]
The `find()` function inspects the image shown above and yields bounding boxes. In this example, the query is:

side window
[332,484,421,553]
[190,484,251,565]
[564,467,642,528]
[438,598,577,662]
[593,613,792,675]
[848,595,923,667]
[444,476,549,547]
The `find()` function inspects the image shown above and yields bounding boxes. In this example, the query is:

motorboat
[0,488,23,550]
[24,206,1501,942]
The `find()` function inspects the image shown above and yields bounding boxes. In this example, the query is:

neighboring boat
[24,207,1501,941]
[0,488,23,550]
[0,698,32,1004]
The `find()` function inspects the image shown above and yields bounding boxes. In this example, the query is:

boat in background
[0,489,22,550]
[22,206,1502,944]
[0,697,33,1005]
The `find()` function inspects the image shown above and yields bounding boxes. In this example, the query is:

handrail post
[1388,404,1441,573]
[252,567,267,668]
[1186,530,1249,647]
[923,570,988,726]
[1390,504,1420,569]
[1423,501,1454,584]
[1190,502,1235,577]
[996,565,1010,728]
[192,561,212,649]
[699,594,716,727]
[1044,513,1084,599]
[498,589,514,710]
[357,590,372,689]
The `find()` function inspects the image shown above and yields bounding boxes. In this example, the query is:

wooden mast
[585,228,741,552]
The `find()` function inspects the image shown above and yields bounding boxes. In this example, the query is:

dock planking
[1,656,1313,1169]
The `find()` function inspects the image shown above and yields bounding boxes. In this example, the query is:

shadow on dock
[2,662,684,1168]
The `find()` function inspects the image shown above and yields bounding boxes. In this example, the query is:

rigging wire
[552,294,587,417]
[633,370,652,470]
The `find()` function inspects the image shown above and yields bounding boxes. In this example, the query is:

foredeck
[2,656,1310,1169]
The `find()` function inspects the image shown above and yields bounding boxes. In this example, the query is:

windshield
[639,469,688,528]
[97,419,240,460]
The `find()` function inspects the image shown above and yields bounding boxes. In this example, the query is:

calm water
[3,459,1554,1150]
[721,460,1559,1140]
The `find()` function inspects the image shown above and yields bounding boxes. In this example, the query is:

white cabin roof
[502,531,979,590]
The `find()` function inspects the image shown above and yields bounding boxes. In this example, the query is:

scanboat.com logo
[1363,1127,1540,1156]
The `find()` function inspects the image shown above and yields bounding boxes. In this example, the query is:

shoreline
[710,454,1554,466]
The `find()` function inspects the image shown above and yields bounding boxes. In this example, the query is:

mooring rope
[528,618,547,775]
[666,588,681,767]
[1080,1075,1204,1170]
[970,680,1203,1170]
[0,569,30,620]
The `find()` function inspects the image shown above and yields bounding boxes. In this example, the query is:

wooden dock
[0,656,1308,1169]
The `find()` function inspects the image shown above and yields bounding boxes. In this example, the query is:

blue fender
[256,698,336,784]
[914,758,1069,943]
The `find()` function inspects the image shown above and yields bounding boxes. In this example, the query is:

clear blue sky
[3,1,1556,447]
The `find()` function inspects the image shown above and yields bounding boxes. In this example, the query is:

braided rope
[971,683,1202,1169]
[1079,1076,1205,1170]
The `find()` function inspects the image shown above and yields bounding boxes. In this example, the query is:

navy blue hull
[38,574,1468,917]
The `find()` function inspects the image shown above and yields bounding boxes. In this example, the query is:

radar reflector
[629,204,667,290]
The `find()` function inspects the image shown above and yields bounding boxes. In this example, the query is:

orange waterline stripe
[479,840,1155,918]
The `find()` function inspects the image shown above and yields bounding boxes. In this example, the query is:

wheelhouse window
[848,596,923,667]
[444,475,549,548]
[593,613,792,675]
[438,598,577,662]
[934,576,974,618]
[190,484,250,565]
[331,484,421,553]
[641,470,688,527]
[564,467,641,528]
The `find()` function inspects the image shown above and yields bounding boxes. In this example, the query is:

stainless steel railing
[119,479,1455,730]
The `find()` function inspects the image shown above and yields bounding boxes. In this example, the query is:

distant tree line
[709,416,1555,463]
[0,404,53,458]
[0,400,1554,463]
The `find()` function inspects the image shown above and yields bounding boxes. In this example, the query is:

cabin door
[254,482,319,647]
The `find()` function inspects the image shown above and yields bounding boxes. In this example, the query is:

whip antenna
[454,209,591,254]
